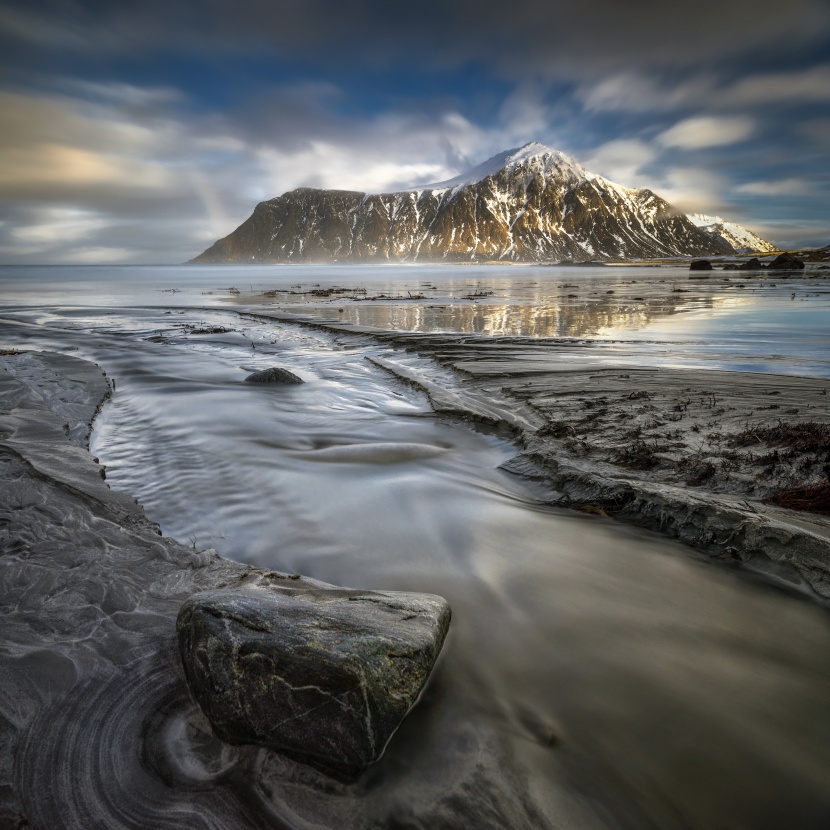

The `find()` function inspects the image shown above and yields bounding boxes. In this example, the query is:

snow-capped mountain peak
[413,141,588,192]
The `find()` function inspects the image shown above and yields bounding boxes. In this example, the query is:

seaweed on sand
[763,480,830,516]
[613,439,670,470]
[731,421,830,455]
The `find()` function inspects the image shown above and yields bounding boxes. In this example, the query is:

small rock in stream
[244,367,304,384]
[177,584,451,780]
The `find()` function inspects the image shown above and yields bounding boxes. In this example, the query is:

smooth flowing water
[2,265,830,828]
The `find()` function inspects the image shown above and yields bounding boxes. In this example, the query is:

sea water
[1,265,830,828]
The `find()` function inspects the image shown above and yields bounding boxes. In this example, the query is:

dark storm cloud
[3,0,828,77]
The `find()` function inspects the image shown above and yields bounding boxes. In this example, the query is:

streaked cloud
[749,219,830,249]
[582,139,656,186]
[578,64,830,114]
[0,143,170,192]
[3,0,828,78]
[736,179,811,196]
[578,73,712,113]
[717,65,830,107]
[645,167,728,214]
[657,116,756,150]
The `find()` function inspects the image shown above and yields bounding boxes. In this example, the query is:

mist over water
[2,266,830,827]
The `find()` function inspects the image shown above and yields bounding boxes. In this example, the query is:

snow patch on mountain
[405,142,588,193]
[688,213,776,254]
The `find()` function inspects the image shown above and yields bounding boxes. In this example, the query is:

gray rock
[739,257,765,271]
[244,366,303,384]
[767,253,805,271]
[177,583,451,780]
[689,259,713,271]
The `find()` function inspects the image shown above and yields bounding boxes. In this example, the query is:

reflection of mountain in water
[311,292,729,338]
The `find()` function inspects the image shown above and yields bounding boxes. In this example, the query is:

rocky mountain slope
[688,213,776,254]
[192,142,774,263]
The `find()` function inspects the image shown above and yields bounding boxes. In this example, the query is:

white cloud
[657,115,755,149]
[646,167,727,214]
[255,141,451,195]
[578,64,830,116]
[249,109,489,196]
[0,83,525,262]
[496,85,554,143]
[578,73,712,113]
[582,138,655,186]
[11,207,111,244]
[61,80,185,107]
[736,178,810,196]
[717,65,830,107]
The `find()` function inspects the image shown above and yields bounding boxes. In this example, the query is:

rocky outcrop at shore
[767,253,805,270]
[739,257,765,270]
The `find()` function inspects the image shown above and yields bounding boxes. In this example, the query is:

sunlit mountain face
[193,143,772,264]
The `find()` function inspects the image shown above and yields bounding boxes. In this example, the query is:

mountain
[687,213,776,254]
[191,142,773,264]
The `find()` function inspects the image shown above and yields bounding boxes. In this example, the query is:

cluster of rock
[804,243,830,262]
[690,253,805,272]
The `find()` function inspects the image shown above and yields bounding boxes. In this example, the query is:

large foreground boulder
[177,583,451,780]
[245,366,304,383]
[689,259,712,271]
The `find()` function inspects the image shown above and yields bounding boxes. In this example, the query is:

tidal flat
[2,263,830,829]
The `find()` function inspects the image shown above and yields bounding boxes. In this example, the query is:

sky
[0,0,829,264]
